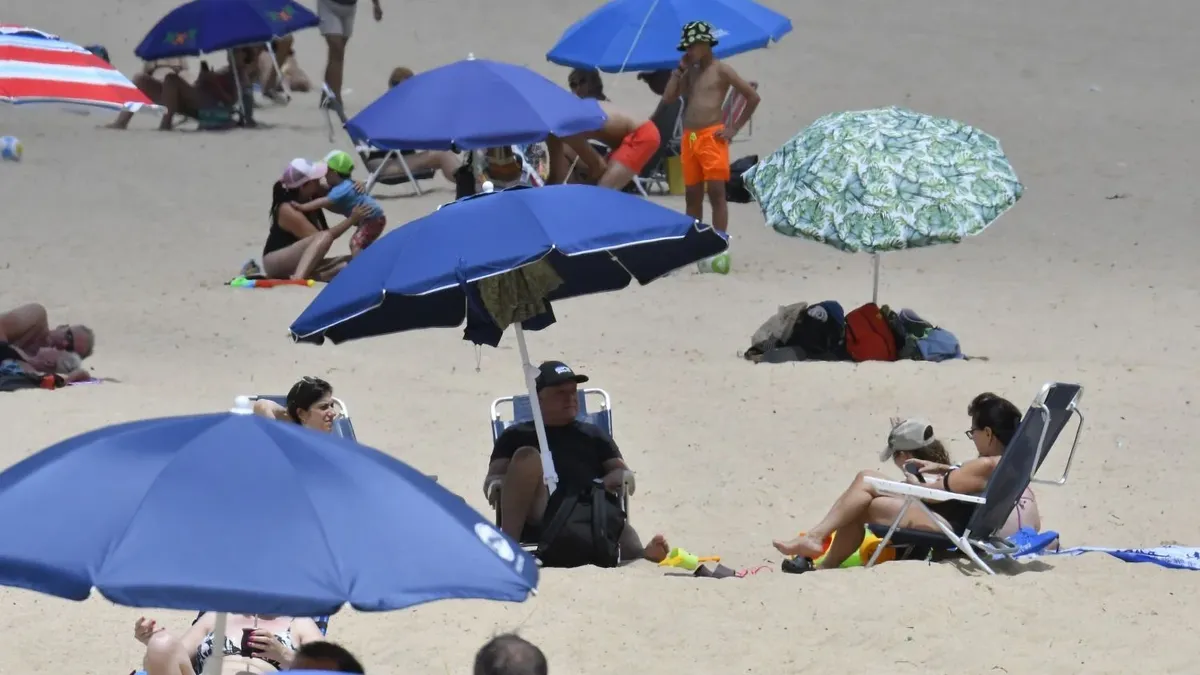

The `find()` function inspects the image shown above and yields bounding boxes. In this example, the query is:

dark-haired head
[292,640,365,673]
[286,376,336,432]
[475,633,547,675]
[567,68,606,101]
[967,392,1023,456]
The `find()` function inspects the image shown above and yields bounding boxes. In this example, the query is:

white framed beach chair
[864,382,1085,575]
[721,81,758,141]
[485,388,634,545]
[320,83,432,196]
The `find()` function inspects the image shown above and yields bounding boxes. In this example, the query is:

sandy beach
[3,0,1200,672]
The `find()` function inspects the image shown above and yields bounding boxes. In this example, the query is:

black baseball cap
[535,361,589,391]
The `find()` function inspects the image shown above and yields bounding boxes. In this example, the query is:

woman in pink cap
[260,158,371,281]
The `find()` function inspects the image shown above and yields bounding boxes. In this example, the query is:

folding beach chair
[638,97,684,194]
[864,382,1085,575]
[485,388,634,544]
[320,83,434,196]
[721,81,758,141]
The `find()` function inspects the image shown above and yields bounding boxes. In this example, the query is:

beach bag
[536,480,626,568]
[845,303,898,362]
[785,300,846,360]
[725,155,759,203]
[916,327,964,362]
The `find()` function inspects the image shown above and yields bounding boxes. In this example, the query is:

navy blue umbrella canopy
[135,0,318,59]
[343,56,607,150]
[0,404,537,615]
[289,185,728,345]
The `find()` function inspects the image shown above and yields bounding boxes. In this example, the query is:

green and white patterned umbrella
[743,106,1023,301]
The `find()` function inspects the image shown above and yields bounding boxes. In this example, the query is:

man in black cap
[484,360,668,562]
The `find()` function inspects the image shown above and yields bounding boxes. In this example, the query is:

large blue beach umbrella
[547,0,792,73]
[135,0,318,60]
[289,185,727,490]
[0,401,536,673]
[344,56,607,151]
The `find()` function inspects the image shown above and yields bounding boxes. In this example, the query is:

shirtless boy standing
[661,21,760,234]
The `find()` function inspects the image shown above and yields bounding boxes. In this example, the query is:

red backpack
[845,303,898,362]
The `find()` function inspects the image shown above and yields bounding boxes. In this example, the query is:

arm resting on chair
[864,476,986,505]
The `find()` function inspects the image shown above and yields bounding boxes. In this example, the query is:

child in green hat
[294,150,388,255]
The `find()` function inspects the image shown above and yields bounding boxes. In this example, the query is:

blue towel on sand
[1051,546,1200,571]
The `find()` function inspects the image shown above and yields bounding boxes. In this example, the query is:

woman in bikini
[771,392,1027,569]
[258,159,370,281]
[107,49,255,131]
[134,613,323,674]
[252,376,339,432]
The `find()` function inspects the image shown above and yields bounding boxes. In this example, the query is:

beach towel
[1049,546,1200,571]
[478,259,563,329]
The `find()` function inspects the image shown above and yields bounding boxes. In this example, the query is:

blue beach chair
[864,382,1085,574]
[485,388,634,543]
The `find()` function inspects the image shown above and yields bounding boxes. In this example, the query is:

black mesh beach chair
[320,84,434,195]
[864,382,1085,574]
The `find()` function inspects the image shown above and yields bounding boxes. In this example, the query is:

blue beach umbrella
[344,55,607,151]
[289,184,727,491]
[135,0,318,60]
[547,0,792,73]
[0,401,536,626]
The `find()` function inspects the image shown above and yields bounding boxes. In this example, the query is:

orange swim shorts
[609,121,662,174]
[681,123,731,186]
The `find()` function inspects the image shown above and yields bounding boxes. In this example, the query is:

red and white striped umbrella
[0,25,157,111]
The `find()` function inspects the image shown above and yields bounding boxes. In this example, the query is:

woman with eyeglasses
[770,392,1035,569]
[252,377,339,433]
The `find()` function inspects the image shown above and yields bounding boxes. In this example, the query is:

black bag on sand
[725,154,759,203]
[536,480,626,568]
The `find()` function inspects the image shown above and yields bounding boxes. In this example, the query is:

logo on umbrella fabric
[164,29,196,46]
[474,522,516,563]
[267,4,296,22]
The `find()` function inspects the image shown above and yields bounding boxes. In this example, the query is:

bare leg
[143,632,196,675]
[684,184,705,223]
[292,231,339,280]
[312,256,350,282]
[597,160,636,191]
[618,525,669,562]
[107,74,163,129]
[322,35,348,104]
[772,469,891,559]
[498,447,548,540]
[0,303,50,349]
[820,524,867,570]
[156,73,202,131]
[706,180,728,232]
[546,135,568,184]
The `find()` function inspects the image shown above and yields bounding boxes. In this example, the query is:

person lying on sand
[253,376,340,432]
[484,360,670,563]
[771,393,1025,569]
[547,69,661,192]
[0,342,91,385]
[295,150,388,256]
[133,613,324,675]
[0,303,94,358]
[258,159,369,281]
[358,67,464,184]
[107,49,255,131]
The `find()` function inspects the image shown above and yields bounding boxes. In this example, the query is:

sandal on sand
[781,557,815,574]
[694,563,739,579]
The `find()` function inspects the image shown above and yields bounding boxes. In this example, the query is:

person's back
[326,178,382,218]
[474,634,547,675]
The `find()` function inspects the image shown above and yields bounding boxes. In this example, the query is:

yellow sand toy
[793,528,897,569]
[658,547,721,571]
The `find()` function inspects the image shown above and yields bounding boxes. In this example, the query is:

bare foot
[642,534,669,562]
[772,534,826,559]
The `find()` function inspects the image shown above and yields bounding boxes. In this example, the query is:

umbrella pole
[871,253,881,305]
[228,49,247,124]
[617,0,660,73]
[513,324,559,494]
[203,612,228,675]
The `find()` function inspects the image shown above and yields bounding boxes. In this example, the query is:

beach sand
[3,0,1199,672]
